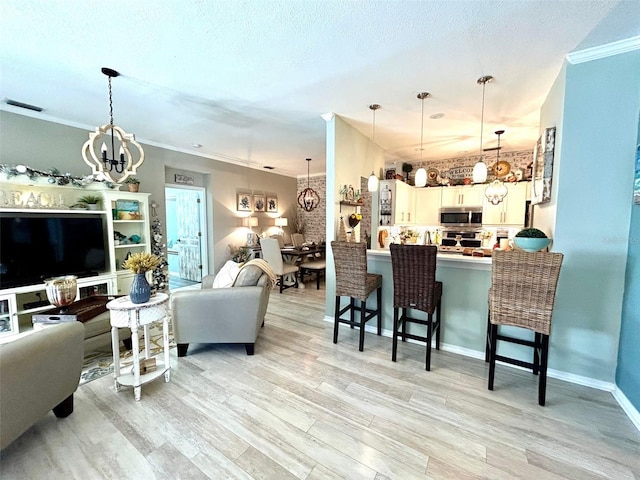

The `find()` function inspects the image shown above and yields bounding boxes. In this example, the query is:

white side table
[107,293,170,401]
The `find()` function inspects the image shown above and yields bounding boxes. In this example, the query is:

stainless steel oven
[439,206,483,228]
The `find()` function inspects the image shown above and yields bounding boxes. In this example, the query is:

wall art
[531,126,556,205]
[253,194,266,212]
[237,192,252,212]
[267,196,278,213]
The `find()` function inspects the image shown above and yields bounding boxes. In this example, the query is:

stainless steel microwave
[439,206,483,228]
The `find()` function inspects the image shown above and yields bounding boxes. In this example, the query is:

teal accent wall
[550,50,640,382]
[616,128,640,409]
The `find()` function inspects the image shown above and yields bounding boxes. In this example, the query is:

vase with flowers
[122,252,161,304]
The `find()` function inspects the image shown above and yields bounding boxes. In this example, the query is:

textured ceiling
[0,0,638,178]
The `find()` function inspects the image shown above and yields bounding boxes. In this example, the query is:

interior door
[170,188,204,282]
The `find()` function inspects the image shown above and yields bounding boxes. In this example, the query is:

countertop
[367,247,492,270]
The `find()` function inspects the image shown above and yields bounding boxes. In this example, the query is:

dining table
[247,244,325,289]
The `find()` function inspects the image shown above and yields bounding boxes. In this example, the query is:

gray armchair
[1,321,84,450]
[171,262,274,356]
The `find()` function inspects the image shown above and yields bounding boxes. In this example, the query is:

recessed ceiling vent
[263,166,275,170]
[5,99,44,112]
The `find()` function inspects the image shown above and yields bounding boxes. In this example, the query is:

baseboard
[325,315,639,432]
[612,388,640,432]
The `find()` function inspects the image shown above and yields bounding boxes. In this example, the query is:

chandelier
[472,75,493,184]
[297,158,320,212]
[367,104,381,192]
[82,67,145,184]
[414,92,430,188]
[484,130,508,205]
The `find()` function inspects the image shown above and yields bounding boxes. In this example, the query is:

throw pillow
[211,260,240,288]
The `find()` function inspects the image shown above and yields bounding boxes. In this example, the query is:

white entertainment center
[0,180,151,337]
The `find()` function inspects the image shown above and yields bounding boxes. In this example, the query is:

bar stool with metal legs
[389,244,443,371]
[486,250,564,406]
[330,241,382,352]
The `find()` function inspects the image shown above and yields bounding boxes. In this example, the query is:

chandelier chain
[108,76,114,126]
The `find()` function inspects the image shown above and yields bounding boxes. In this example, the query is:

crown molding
[566,35,640,64]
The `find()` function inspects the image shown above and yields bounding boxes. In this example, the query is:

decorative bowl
[513,237,551,252]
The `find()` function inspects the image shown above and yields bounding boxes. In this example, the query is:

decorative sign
[174,174,194,185]
[0,187,66,209]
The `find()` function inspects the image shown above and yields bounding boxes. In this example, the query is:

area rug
[80,324,175,385]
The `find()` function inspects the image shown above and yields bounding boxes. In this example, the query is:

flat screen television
[0,211,108,289]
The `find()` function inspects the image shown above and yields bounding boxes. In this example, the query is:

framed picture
[253,194,266,212]
[237,192,252,212]
[531,126,556,205]
[266,196,278,213]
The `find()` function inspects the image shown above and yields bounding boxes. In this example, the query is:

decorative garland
[0,163,116,188]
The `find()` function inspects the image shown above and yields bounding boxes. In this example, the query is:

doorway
[165,185,208,290]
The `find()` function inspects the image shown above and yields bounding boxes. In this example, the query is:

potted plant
[513,227,551,252]
[122,252,161,303]
[124,177,140,192]
[77,194,102,210]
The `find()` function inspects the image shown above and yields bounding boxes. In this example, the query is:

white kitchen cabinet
[441,185,485,207]
[379,180,415,225]
[482,181,528,226]
[414,187,441,225]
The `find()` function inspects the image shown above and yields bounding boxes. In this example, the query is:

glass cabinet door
[0,294,18,336]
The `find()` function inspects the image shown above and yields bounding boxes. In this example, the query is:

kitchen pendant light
[485,130,508,205]
[472,75,493,184]
[414,92,430,188]
[82,67,145,184]
[367,104,381,192]
[297,158,320,212]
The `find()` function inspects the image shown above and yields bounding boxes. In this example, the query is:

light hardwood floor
[2,284,639,479]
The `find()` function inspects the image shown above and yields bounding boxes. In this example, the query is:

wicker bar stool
[330,241,382,352]
[389,244,443,371]
[486,250,564,406]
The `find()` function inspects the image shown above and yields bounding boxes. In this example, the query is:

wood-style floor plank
[1,283,638,480]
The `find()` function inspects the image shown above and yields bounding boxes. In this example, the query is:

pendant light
[472,75,493,184]
[82,67,145,184]
[414,92,430,188]
[297,158,320,212]
[484,130,508,205]
[367,104,381,192]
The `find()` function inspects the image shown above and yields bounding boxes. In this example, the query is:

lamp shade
[368,172,379,192]
[275,217,288,227]
[243,216,259,227]
[472,161,488,183]
[415,167,427,188]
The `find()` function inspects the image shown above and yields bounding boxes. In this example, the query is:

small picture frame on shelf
[237,193,252,212]
[253,194,266,212]
[115,200,141,220]
[266,196,278,213]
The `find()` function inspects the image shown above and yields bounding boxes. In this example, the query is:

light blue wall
[550,50,640,382]
[617,124,640,409]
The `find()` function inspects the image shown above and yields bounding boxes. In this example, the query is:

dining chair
[270,234,285,249]
[330,241,382,351]
[486,250,564,406]
[389,244,443,371]
[291,233,305,248]
[260,237,298,293]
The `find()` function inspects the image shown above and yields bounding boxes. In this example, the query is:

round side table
[107,293,170,401]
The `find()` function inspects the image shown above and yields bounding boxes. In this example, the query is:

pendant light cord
[108,76,114,126]
[420,96,425,159]
[480,81,485,155]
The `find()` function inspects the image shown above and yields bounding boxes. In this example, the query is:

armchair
[171,261,275,356]
[1,321,84,450]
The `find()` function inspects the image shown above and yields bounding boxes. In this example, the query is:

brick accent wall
[296,175,326,244]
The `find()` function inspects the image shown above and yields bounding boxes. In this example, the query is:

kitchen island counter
[366,247,492,357]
